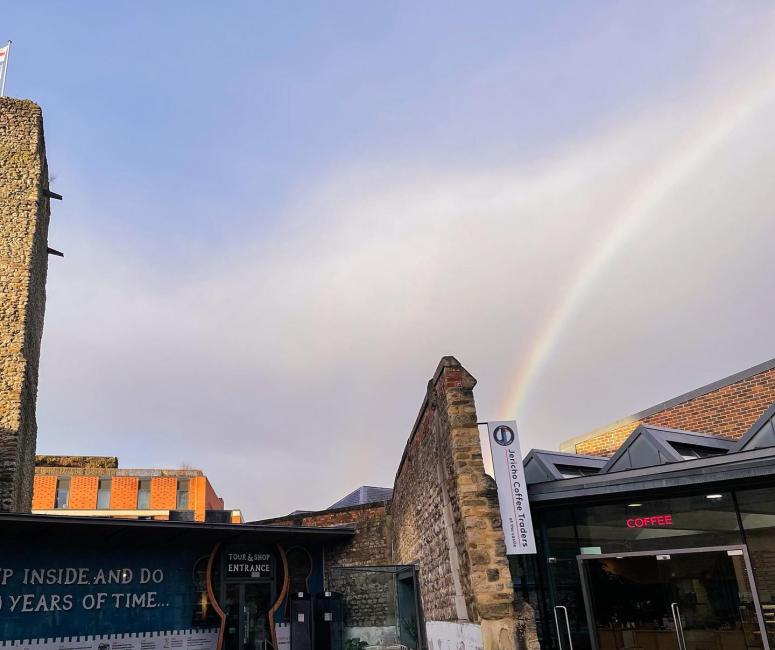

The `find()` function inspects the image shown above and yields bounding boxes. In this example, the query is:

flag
[0,41,11,98]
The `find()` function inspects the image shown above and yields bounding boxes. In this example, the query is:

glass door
[656,548,764,650]
[579,547,768,650]
[224,584,243,650]
[223,582,274,650]
[548,557,591,650]
[581,554,678,650]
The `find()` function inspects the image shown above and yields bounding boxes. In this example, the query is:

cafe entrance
[575,546,768,650]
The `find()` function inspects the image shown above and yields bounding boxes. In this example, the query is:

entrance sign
[224,547,275,580]
[487,420,536,554]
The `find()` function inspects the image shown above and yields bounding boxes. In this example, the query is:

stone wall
[258,504,394,636]
[390,357,537,650]
[35,455,118,469]
[0,98,51,512]
[259,502,392,568]
[257,358,538,650]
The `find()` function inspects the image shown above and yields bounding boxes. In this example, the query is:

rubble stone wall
[260,504,394,632]
[390,357,536,650]
[0,98,51,512]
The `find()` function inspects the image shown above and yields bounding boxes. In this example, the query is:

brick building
[31,455,242,523]
[522,357,775,650]
[560,357,775,456]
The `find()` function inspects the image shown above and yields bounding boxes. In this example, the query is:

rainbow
[500,73,775,418]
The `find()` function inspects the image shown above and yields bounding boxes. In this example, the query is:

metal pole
[0,41,12,98]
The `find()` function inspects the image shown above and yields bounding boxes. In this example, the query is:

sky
[5,2,775,519]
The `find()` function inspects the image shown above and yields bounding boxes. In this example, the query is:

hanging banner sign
[487,420,536,554]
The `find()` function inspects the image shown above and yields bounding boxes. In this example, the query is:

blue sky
[5,3,775,518]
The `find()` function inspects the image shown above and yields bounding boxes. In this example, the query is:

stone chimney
[0,98,51,512]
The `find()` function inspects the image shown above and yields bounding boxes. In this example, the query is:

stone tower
[0,98,51,512]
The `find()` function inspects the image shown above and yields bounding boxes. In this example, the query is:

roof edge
[560,357,775,451]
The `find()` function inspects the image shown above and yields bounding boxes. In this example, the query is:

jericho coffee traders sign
[224,547,275,580]
[487,420,537,555]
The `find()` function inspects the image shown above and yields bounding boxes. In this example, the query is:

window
[555,465,600,479]
[574,491,741,554]
[55,477,70,509]
[97,479,111,509]
[137,479,151,510]
[176,479,190,510]
[670,443,727,461]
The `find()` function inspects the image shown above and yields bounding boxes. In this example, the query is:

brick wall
[204,477,224,509]
[31,466,229,518]
[574,420,640,457]
[150,476,178,510]
[110,476,138,509]
[190,476,203,521]
[69,476,98,509]
[31,474,55,509]
[574,365,775,456]
[0,98,51,512]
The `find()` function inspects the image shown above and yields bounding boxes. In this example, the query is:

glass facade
[532,485,775,650]
[737,487,775,645]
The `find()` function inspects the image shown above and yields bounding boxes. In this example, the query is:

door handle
[554,605,574,650]
[670,602,686,650]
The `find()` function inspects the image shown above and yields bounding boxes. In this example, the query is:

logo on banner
[492,425,515,446]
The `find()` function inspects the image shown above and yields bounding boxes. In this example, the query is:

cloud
[36,48,775,519]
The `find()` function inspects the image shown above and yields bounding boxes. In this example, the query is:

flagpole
[0,41,11,98]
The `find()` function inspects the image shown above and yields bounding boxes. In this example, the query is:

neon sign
[626,514,673,528]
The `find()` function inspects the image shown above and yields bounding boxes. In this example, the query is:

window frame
[55,477,70,509]
[96,478,112,510]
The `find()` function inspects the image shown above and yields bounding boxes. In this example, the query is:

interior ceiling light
[627,503,642,507]
[706,494,723,500]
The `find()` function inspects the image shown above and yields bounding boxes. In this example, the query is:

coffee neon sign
[626,514,673,528]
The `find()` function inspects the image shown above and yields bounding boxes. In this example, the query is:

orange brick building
[31,455,242,523]
[560,357,775,456]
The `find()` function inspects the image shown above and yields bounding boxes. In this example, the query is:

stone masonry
[259,503,394,629]
[259,358,539,650]
[0,98,51,512]
[390,357,538,650]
